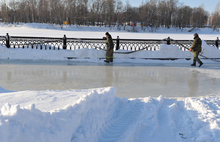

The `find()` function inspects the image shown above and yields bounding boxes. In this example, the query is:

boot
[191,63,196,66]
[199,62,203,67]
[104,60,109,63]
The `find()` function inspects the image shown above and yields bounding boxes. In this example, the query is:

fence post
[5,33,10,48]
[116,36,120,50]
[216,37,219,49]
[63,34,67,49]
[167,37,170,45]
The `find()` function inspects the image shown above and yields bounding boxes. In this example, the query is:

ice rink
[1,60,220,98]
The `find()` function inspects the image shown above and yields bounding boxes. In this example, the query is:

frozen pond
[1,60,220,98]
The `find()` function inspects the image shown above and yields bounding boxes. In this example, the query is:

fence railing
[0,34,218,52]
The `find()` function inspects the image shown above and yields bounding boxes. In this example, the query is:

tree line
[0,0,220,31]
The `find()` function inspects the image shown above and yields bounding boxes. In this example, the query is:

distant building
[0,18,3,22]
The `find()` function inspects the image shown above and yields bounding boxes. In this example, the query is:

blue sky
[124,0,219,14]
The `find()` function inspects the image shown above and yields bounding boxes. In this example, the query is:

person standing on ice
[189,33,203,67]
[104,32,114,63]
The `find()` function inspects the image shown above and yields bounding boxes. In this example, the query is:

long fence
[0,34,218,52]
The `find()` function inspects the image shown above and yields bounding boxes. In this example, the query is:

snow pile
[201,41,220,58]
[0,45,106,61]
[0,87,220,142]
[157,44,190,58]
[0,87,117,142]
[1,41,219,61]
[0,86,14,93]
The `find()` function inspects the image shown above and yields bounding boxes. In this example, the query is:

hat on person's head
[194,33,198,37]
[105,32,109,36]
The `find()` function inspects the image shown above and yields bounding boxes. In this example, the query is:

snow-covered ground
[0,23,220,142]
[0,22,219,39]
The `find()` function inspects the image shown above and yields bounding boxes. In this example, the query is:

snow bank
[0,87,117,142]
[0,86,14,93]
[0,45,106,61]
[0,86,219,142]
[1,40,219,61]
[201,41,220,58]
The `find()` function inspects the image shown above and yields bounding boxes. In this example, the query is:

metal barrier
[0,34,217,52]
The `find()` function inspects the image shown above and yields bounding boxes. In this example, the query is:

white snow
[0,23,220,142]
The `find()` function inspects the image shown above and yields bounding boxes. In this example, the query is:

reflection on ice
[0,64,220,98]
[188,70,199,97]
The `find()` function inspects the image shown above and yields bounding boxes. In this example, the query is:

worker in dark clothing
[104,32,114,63]
[189,33,203,67]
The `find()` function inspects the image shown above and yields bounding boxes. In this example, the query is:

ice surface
[1,62,220,98]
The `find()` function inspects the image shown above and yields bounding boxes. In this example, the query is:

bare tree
[167,0,178,27]
[38,0,50,23]
[49,0,65,25]
[115,0,123,28]
[190,6,209,28]
[211,2,220,30]
[139,0,158,30]
[0,0,211,30]
[173,5,192,29]
[103,0,116,27]
[8,0,19,23]
[0,1,9,22]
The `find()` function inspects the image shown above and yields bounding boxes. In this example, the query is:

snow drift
[1,41,220,61]
[0,87,220,142]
